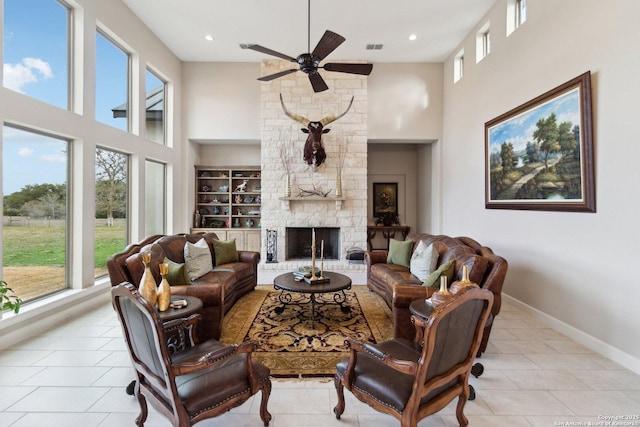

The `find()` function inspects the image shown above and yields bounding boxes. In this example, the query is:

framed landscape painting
[485,71,595,212]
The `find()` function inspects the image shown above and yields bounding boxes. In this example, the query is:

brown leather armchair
[334,287,493,427]
[112,283,272,426]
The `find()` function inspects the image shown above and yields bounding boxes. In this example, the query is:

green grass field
[2,224,126,268]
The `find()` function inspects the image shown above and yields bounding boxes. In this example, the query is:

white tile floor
[1,298,640,426]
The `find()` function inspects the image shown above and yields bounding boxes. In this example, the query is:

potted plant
[1,280,22,316]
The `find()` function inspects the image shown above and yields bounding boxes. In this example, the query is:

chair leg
[455,393,469,427]
[134,390,148,426]
[259,382,273,426]
[333,375,346,419]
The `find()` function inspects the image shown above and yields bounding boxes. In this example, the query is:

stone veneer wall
[258,59,368,281]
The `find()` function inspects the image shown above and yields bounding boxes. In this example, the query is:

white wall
[182,62,261,141]
[441,0,640,371]
[368,63,443,141]
[368,144,418,228]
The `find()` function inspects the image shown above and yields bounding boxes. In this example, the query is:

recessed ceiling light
[205,34,214,41]
[409,34,417,41]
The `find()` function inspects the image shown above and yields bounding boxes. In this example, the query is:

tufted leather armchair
[334,287,493,427]
[112,283,272,426]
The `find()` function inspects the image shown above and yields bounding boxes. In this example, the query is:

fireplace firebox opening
[286,227,340,260]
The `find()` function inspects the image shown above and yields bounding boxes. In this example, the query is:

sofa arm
[392,284,435,309]
[238,250,260,265]
[365,251,388,267]
[238,250,260,279]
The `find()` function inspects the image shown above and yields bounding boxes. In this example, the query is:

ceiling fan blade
[246,44,297,62]
[308,72,329,93]
[323,63,373,76]
[311,30,345,61]
[257,69,298,81]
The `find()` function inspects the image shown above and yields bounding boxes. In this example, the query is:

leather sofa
[107,232,259,342]
[366,232,507,355]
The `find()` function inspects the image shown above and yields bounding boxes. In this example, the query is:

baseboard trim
[502,293,640,375]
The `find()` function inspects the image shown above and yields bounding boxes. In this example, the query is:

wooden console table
[366,225,411,251]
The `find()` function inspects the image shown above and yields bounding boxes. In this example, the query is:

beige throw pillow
[184,238,213,281]
[410,241,438,281]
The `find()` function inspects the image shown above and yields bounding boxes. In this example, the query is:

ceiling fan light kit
[244,0,372,93]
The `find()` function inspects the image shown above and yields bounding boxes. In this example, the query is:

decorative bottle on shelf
[138,252,157,306]
[335,174,342,198]
[449,265,479,295]
[285,174,291,197]
[157,263,171,312]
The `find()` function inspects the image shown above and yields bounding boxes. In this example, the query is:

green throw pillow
[213,238,239,265]
[422,259,456,288]
[163,257,190,286]
[386,238,414,268]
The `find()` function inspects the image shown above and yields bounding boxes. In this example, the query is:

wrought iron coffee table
[273,271,352,327]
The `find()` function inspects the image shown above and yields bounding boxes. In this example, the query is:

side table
[409,298,487,401]
[125,295,203,395]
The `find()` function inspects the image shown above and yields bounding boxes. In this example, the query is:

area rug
[220,285,393,377]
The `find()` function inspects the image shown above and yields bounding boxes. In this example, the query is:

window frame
[453,49,464,83]
[2,122,72,300]
[144,66,168,146]
[95,27,132,132]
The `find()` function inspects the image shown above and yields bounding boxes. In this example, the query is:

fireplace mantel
[279,196,345,210]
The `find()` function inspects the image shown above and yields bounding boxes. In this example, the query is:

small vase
[450,265,479,295]
[285,174,291,197]
[157,263,171,312]
[431,276,453,308]
[138,252,157,306]
[335,174,342,198]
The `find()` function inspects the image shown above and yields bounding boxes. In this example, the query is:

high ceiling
[121,0,496,63]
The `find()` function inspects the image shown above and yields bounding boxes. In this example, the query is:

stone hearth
[257,59,368,284]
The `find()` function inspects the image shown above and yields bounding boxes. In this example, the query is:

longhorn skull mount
[279,94,354,168]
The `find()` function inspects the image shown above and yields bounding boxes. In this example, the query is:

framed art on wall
[485,71,595,212]
[373,182,398,218]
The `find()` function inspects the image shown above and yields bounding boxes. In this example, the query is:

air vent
[366,44,383,50]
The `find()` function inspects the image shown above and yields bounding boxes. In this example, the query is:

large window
[145,68,166,145]
[3,0,70,109]
[2,125,68,302]
[96,30,129,131]
[144,160,166,237]
[95,148,128,278]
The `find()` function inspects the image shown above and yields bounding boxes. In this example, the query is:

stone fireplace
[258,59,368,283]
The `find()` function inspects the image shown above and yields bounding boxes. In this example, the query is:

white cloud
[40,153,66,163]
[23,57,53,79]
[17,147,34,157]
[3,57,53,93]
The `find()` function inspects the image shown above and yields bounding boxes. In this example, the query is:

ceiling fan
[244,0,373,93]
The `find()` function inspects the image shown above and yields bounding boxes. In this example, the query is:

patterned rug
[220,285,393,377]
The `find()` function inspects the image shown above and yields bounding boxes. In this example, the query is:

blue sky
[487,87,581,155]
[3,0,128,196]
